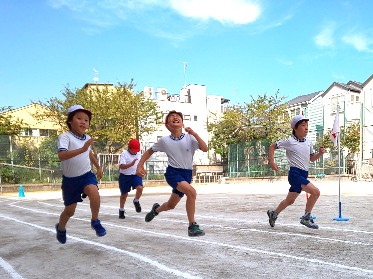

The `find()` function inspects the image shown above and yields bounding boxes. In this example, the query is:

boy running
[267,115,325,229]
[136,110,208,237]
[118,138,144,219]
[55,105,106,244]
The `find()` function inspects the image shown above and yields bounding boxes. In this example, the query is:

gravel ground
[0,180,372,279]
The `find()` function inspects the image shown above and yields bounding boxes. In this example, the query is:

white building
[141,84,229,174]
[287,74,373,175]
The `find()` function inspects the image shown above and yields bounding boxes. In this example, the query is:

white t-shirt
[57,131,92,177]
[151,133,200,170]
[275,136,315,171]
[118,150,141,175]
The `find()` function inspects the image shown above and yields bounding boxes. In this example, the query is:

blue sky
[1,0,373,108]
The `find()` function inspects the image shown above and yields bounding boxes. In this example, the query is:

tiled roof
[287,92,319,105]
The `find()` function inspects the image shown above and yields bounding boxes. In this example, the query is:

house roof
[362,74,373,87]
[321,81,362,97]
[287,91,320,106]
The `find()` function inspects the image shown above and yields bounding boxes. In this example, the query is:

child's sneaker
[55,223,66,244]
[188,222,205,237]
[267,210,278,227]
[145,203,160,222]
[300,215,319,229]
[119,209,126,219]
[133,199,142,213]
[91,219,106,236]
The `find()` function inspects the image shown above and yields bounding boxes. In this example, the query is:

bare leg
[176,181,197,225]
[120,192,128,208]
[84,184,101,220]
[58,203,77,231]
[301,182,320,213]
[275,192,300,213]
[134,185,143,200]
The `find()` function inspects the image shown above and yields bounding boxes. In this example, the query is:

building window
[194,115,198,121]
[356,96,359,102]
[40,129,57,136]
[20,128,33,136]
[184,115,191,120]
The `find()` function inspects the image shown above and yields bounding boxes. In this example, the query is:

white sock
[119,207,124,211]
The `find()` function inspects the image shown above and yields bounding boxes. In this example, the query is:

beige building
[2,103,60,138]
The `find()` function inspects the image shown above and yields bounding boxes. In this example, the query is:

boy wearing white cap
[267,115,325,229]
[118,138,144,219]
[136,110,208,237]
[55,105,106,244]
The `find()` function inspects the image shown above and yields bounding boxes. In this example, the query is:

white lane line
[2,209,372,277]
[0,215,201,279]
[10,203,373,246]
[34,200,373,235]
[0,257,25,279]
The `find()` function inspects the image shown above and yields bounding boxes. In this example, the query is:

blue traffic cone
[19,185,25,198]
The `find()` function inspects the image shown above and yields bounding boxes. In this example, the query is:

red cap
[128,139,140,152]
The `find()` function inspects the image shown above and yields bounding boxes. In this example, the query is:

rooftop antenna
[180,61,188,88]
[93,68,99,84]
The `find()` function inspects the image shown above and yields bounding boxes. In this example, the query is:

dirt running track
[0,180,372,279]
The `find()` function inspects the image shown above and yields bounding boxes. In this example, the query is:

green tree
[241,92,290,144]
[318,122,360,155]
[0,106,25,135]
[33,81,162,153]
[208,107,244,160]
[208,91,290,161]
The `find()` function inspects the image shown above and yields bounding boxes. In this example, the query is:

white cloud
[169,0,261,25]
[342,33,372,52]
[314,23,336,48]
[48,0,261,26]
[276,58,293,66]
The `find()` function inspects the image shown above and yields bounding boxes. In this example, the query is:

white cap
[290,115,309,129]
[67,105,92,117]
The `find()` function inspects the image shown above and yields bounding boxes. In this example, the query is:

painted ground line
[9,202,373,246]
[165,211,373,235]
[32,198,373,235]
[4,209,372,277]
[0,215,202,279]
[0,257,25,279]
[102,222,373,276]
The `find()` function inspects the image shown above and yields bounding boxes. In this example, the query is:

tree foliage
[33,81,162,153]
[318,122,360,156]
[0,106,25,135]
[208,91,290,161]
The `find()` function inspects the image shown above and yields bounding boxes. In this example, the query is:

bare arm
[268,143,278,171]
[58,138,93,161]
[185,127,208,152]
[310,147,326,162]
[90,151,103,180]
[119,159,138,170]
[136,149,154,176]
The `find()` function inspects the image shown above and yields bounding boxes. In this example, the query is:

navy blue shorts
[288,167,310,193]
[118,173,143,194]
[164,166,192,198]
[61,171,98,206]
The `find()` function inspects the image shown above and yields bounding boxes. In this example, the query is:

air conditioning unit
[157,88,168,101]
[143,86,154,99]
[169,95,177,102]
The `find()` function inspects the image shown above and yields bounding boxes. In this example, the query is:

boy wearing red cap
[118,138,144,219]
[267,115,325,229]
[136,110,208,237]
[55,105,106,244]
